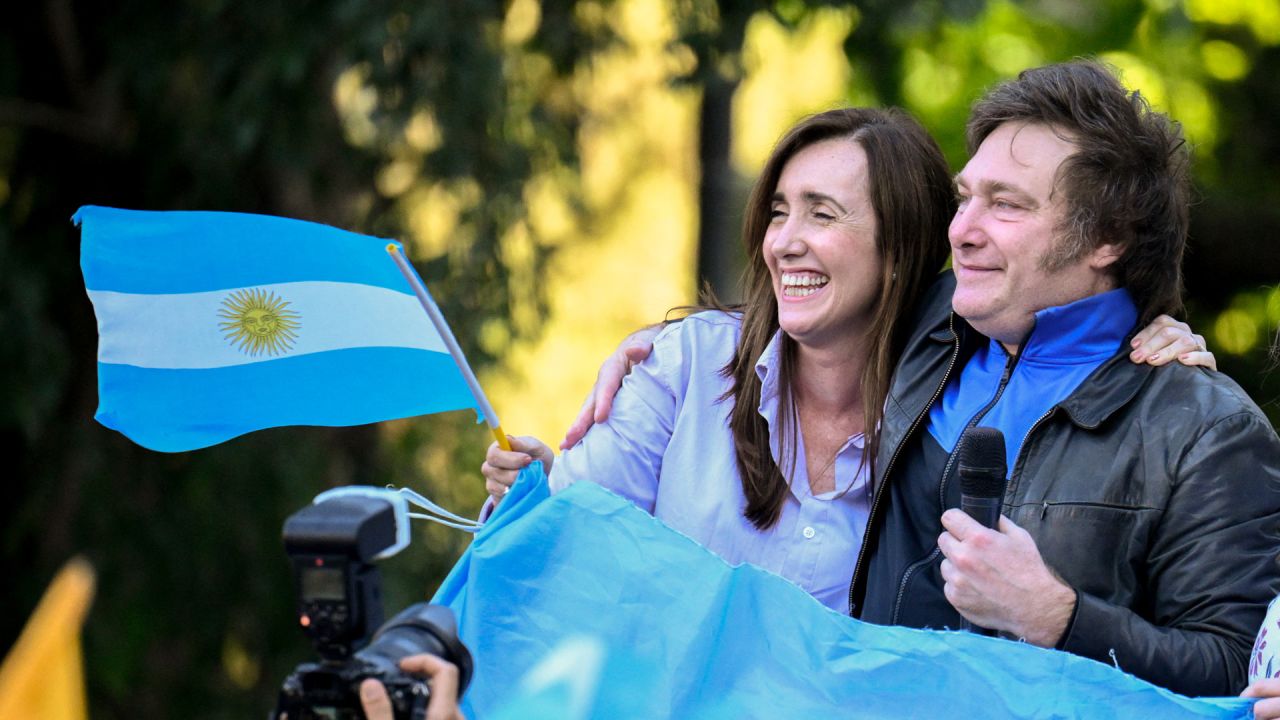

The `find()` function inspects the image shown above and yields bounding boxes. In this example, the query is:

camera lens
[355,602,474,698]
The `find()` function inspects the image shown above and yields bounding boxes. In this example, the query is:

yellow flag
[0,558,96,720]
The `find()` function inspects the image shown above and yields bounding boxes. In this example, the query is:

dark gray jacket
[850,273,1280,696]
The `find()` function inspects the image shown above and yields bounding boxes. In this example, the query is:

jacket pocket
[1008,500,1157,607]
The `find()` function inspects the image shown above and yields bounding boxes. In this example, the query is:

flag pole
[385,244,512,451]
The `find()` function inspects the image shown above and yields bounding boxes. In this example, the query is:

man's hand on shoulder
[937,510,1077,646]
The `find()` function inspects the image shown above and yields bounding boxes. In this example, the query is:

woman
[483,107,1211,612]
[492,108,951,612]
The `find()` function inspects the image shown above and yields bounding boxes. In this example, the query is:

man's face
[949,121,1119,351]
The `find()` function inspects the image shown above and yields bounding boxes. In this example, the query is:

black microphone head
[958,426,1007,499]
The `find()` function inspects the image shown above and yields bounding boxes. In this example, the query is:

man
[846,61,1280,696]
[495,60,1272,696]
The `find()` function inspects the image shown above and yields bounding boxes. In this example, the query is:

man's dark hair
[966,60,1191,322]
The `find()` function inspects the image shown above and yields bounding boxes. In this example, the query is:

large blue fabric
[435,464,1252,719]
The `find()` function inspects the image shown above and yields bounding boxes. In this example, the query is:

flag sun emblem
[218,288,301,357]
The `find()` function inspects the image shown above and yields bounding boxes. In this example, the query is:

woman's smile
[780,271,831,299]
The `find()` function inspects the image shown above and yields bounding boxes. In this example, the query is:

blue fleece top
[925,288,1139,473]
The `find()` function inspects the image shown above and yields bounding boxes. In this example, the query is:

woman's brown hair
[722,107,954,530]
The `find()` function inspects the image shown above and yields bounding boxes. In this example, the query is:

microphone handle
[958,493,1003,636]
[959,494,1002,529]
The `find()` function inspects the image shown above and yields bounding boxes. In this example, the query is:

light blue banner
[436,465,1252,720]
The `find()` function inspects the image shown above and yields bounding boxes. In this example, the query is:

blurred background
[4,0,1279,717]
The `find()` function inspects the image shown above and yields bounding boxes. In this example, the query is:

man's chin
[949,290,989,324]
[951,298,1003,337]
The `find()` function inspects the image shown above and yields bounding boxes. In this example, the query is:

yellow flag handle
[491,426,512,451]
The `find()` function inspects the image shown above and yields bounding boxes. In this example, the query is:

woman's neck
[789,339,869,495]
[791,338,868,417]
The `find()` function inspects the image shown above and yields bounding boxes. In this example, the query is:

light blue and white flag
[76,205,479,452]
[437,464,1253,720]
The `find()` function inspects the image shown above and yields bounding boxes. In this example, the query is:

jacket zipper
[1033,499,1154,519]
[890,342,1022,623]
[1009,406,1057,499]
[848,315,960,616]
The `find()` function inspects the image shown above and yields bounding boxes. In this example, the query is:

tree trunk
[696,72,741,303]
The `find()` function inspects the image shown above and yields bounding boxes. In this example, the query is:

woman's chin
[778,317,821,344]
[779,311,874,352]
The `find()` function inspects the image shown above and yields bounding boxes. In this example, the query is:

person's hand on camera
[560,324,662,449]
[359,655,465,720]
[481,435,554,506]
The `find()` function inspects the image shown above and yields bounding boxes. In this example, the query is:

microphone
[958,426,1007,531]
[955,426,1007,636]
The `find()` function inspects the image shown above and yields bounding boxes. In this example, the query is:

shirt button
[802,526,816,539]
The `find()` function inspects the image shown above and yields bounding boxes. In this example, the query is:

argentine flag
[76,206,479,452]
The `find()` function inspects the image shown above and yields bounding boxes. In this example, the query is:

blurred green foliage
[2,1,1278,718]
[1,1,596,717]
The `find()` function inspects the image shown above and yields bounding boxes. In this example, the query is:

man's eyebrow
[988,181,1039,208]
[952,175,1039,209]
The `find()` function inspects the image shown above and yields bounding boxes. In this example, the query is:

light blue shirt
[552,311,871,613]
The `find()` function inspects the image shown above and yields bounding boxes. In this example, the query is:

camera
[272,489,473,720]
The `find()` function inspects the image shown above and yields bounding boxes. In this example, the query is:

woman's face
[763,138,883,350]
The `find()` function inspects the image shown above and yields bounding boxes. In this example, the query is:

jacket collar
[932,290,1149,429]
[1021,289,1137,367]
[1056,343,1152,429]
